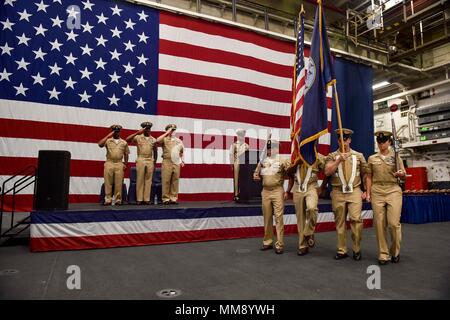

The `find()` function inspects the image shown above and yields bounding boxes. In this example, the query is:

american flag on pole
[0,0,296,211]
[298,0,334,166]
[290,8,332,166]
[290,11,305,164]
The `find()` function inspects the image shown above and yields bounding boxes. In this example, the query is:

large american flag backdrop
[0,0,331,211]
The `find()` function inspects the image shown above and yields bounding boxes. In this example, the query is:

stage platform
[30,200,373,252]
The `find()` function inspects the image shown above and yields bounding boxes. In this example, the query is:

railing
[0,165,37,241]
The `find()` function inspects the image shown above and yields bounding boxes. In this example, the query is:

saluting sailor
[126,122,157,205]
[286,154,326,256]
[98,125,130,206]
[160,124,185,205]
[366,131,406,265]
[229,129,249,201]
[324,128,368,261]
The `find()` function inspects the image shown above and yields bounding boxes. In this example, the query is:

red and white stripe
[30,210,374,251]
[290,58,306,163]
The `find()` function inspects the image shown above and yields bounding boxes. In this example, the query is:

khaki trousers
[261,186,285,250]
[104,161,125,204]
[371,184,402,261]
[331,187,363,254]
[233,163,239,197]
[162,159,180,202]
[136,158,154,202]
[293,186,319,249]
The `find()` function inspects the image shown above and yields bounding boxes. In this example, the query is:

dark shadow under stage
[30,200,373,252]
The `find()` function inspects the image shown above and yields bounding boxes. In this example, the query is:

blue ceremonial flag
[298,0,335,166]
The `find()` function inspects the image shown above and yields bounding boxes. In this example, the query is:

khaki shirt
[293,154,325,190]
[229,141,249,164]
[133,134,156,159]
[367,149,405,185]
[325,149,368,188]
[105,138,130,162]
[259,155,290,188]
[161,136,184,164]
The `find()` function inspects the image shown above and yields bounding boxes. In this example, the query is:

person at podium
[229,129,249,201]
[253,139,290,254]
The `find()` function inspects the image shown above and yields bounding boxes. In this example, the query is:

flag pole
[319,0,344,154]
[333,83,348,186]
[333,84,345,153]
[291,7,304,166]
[297,5,306,168]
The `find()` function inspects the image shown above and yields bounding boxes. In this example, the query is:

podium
[237,150,262,203]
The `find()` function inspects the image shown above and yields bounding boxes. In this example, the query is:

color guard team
[98,124,405,265]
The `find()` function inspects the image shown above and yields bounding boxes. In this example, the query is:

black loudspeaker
[35,150,71,210]
[238,150,262,203]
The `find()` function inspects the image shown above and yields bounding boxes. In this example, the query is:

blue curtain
[401,194,450,224]
[331,58,374,160]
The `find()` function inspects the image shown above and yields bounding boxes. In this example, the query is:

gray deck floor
[0,222,449,300]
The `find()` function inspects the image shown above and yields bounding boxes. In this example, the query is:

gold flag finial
[300,4,305,15]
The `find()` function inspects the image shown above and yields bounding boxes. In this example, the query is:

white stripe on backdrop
[0,175,235,195]
[159,24,294,66]
[159,55,292,91]
[0,137,291,164]
[157,84,291,117]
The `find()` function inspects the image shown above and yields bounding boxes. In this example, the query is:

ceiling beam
[302,0,346,15]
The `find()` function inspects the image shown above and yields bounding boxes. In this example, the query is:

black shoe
[378,259,389,265]
[233,196,239,201]
[103,202,112,206]
[275,248,284,254]
[142,201,151,205]
[169,201,178,205]
[391,255,400,263]
[334,253,348,260]
[297,247,309,256]
[353,251,362,261]
[163,201,170,205]
[260,245,273,251]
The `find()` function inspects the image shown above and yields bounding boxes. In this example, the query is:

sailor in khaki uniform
[366,131,406,265]
[325,128,368,260]
[98,125,130,205]
[287,155,326,256]
[126,122,157,205]
[160,124,185,205]
[253,140,290,254]
[229,129,249,201]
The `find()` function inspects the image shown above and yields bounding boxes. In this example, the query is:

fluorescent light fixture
[372,81,390,90]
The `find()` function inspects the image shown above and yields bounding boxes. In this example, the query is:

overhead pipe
[302,0,346,15]
[373,79,450,104]
[389,60,450,72]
